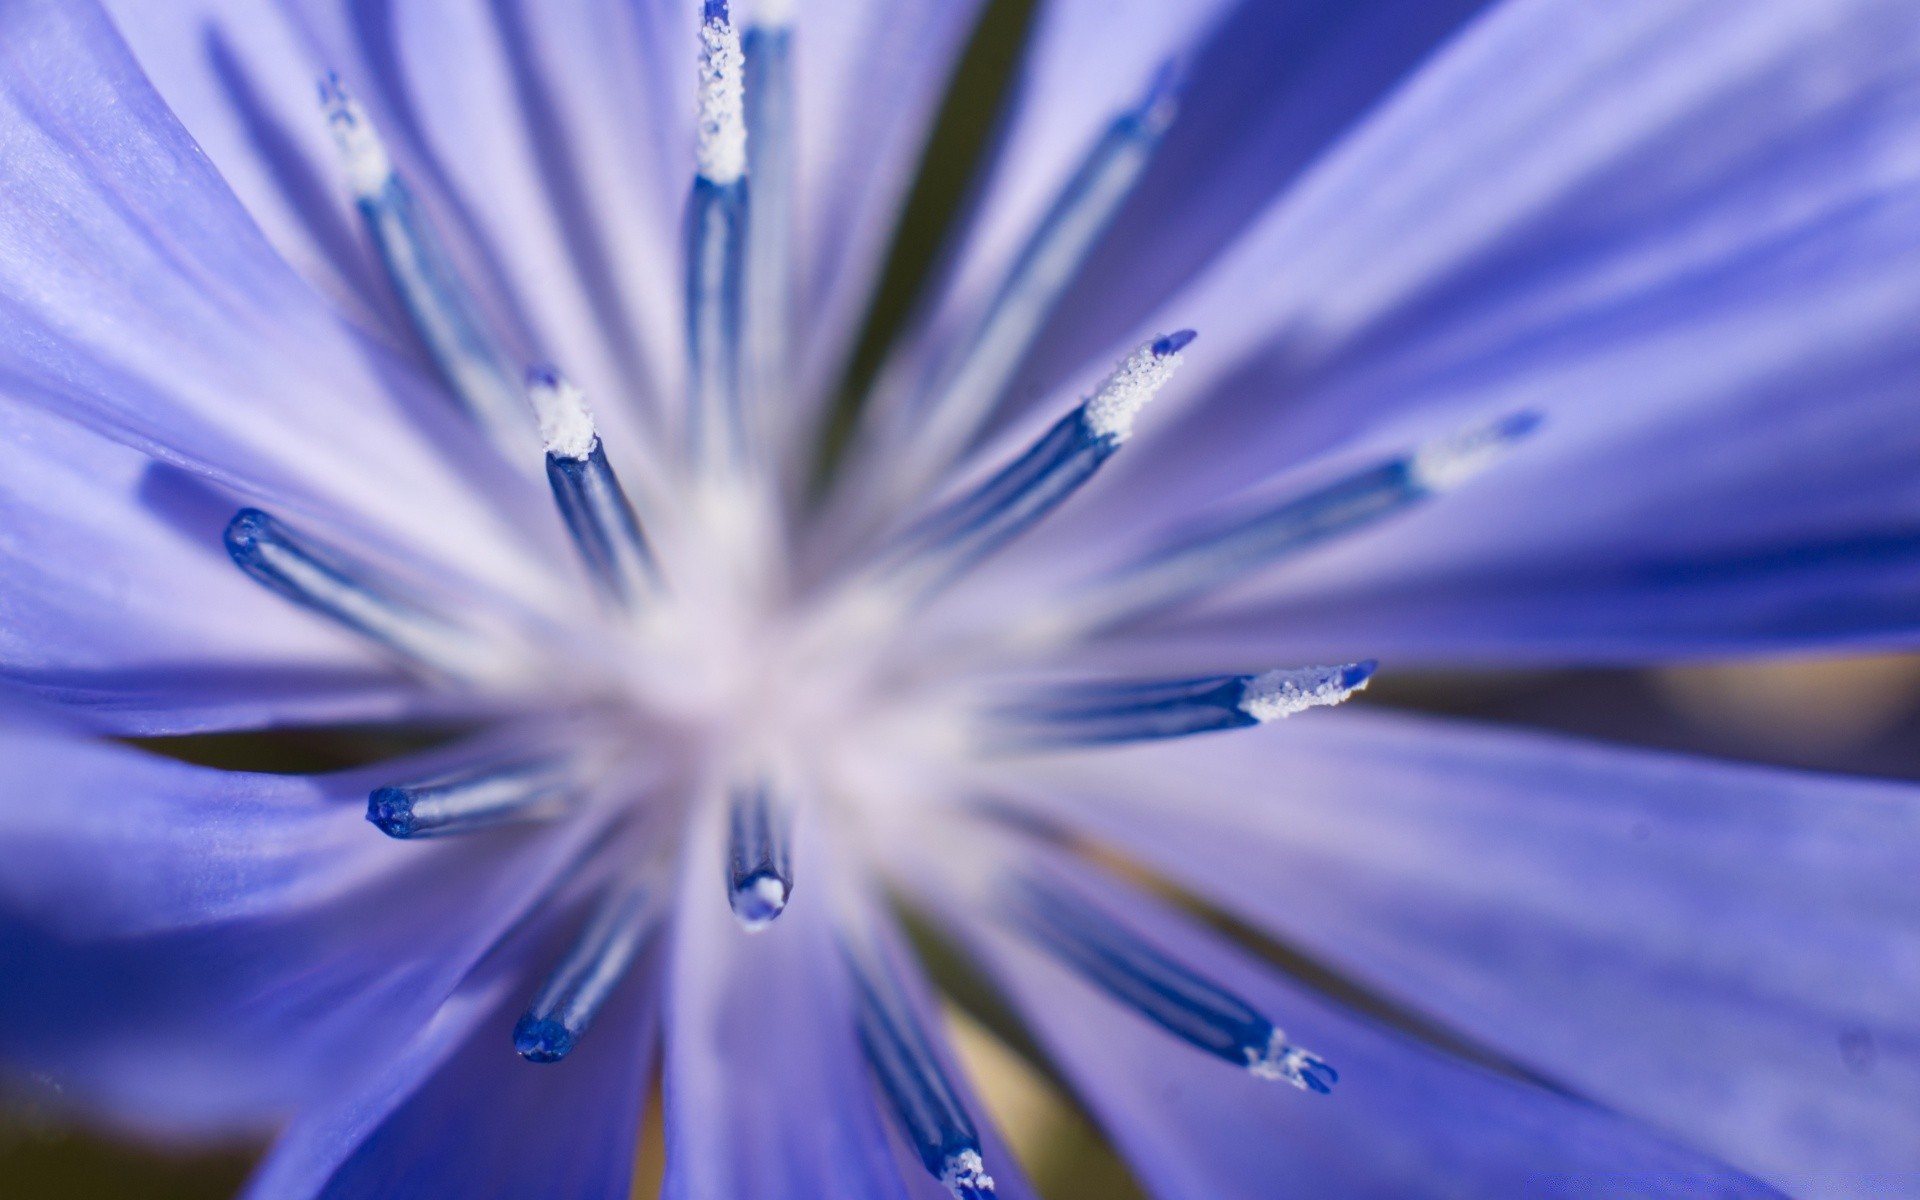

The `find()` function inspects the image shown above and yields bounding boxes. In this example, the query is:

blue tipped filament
[367,757,577,839]
[900,66,1184,489]
[1078,412,1543,631]
[726,780,793,930]
[529,368,660,608]
[883,333,1192,601]
[318,75,532,458]
[688,0,750,476]
[986,661,1375,749]
[741,15,794,429]
[515,879,660,1063]
[686,177,748,473]
[223,508,488,681]
[1009,876,1337,1092]
[848,951,996,1198]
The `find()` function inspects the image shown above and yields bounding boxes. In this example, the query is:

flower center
[201,7,1554,1194]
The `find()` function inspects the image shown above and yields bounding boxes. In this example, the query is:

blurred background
[11,0,1920,1194]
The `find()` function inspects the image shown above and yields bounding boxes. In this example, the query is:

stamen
[883,333,1193,601]
[1057,412,1541,635]
[528,367,661,609]
[847,950,997,1199]
[687,0,750,476]
[726,779,793,931]
[367,755,579,839]
[892,67,1183,495]
[224,508,503,683]
[515,877,661,1063]
[696,1,748,186]
[741,6,794,425]
[1008,875,1336,1092]
[318,74,533,458]
[983,661,1374,749]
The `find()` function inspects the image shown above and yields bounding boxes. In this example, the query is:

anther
[726,779,793,931]
[367,755,580,839]
[889,67,1186,495]
[848,948,997,1199]
[983,661,1374,750]
[1008,875,1335,1092]
[686,1,751,476]
[223,508,506,684]
[318,74,534,458]
[741,0,795,429]
[528,367,660,609]
[515,877,662,1063]
[881,332,1194,602]
[1043,411,1542,637]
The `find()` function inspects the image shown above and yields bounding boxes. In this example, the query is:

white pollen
[1245,1028,1327,1090]
[319,78,393,199]
[1080,338,1186,443]
[940,1150,995,1197]
[1238,665,1370,723]
[527,372,599,460]
[697,18,748,183]
[735,874,789,933]
[1408,412,1538,492]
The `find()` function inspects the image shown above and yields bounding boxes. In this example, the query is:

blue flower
[2,0,1919,1197]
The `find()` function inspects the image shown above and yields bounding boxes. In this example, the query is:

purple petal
[660,813,908,1200]
[0,402,437,732]
[0,727,602,1137]
[244,932,658,1200]
[991,711,1920,1188]
[858,899,1041,1200]
[939,839,1781,1198]
[0,0,560,610]
[955,0,1920,663]
[910,0,1488,441]
[785,0,993,421]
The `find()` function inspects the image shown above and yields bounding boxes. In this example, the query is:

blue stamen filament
[889,67,1184,496]
[984,661,1375,750]
[688,0,750,478]
[881,332,1193,602]
[1060,411,1543,635]
[528,367,661,609]
[223,508,496,683]
[318,74,533,459]
[367,756,579,839]
[848,949,997,1198]
[741,15,795,438]
[515,878,661,1063]
[1009,876,1336,1092]
[726,780,793,931]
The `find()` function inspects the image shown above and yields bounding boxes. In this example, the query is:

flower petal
[993,711,1920,1190]
[904,0,1488,437]
[975,0,1920,663]
[0,728,602,1136]
[0,0,558,609]
[243,935,658,1200]
[855,897,1041,1200]
[0,402,449,732]
[929,839,1779,1199]
[660,813,909,1200]
[786,0,992,415]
